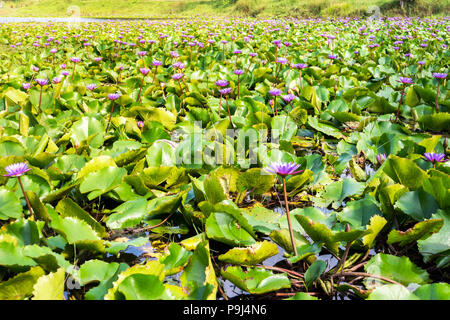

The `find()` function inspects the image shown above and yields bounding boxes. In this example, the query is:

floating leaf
[221,266,291,295]
[218,241,279,266]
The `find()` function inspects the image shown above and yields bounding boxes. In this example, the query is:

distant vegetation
[0,0,448,17]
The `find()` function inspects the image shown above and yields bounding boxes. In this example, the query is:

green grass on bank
[0,0,449,18]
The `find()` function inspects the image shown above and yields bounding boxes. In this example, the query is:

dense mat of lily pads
[0,16,449,300]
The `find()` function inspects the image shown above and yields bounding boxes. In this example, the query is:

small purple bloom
[108,93,121,100]
[52,77,61,84]
[86,84,97,91]
[22,83,31,90]
[269,88,282,96]
[216,80,229,87]
[140,68,151,76]
[3,162,32,177]
[219,87,232,95]
[424,152,446,163]
[265,162,303,176]
[328,54,338,60]
[152,60,163,66]
[433,73,447,80]
[35,78,48,86]
[70,57,81,63]
[137,121,145,129]
[376,153,387,165]
[276,57,288,64]
[282,93,296,103]
[61,71,70,76]
[172,73,184,80]
[234,69,244,76]
[399,77,413,84]
[292,63,307,69]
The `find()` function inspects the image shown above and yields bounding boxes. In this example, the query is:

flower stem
[226,96,234,129]
[18,176,34,219]
[105,101,115,134]
[395,86,405,122]
[38,86,43,114]
[137,76,145,102]
[282,176,298,256]
[435,82,440,113]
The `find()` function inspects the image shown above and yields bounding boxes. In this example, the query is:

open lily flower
[265,162,303,177]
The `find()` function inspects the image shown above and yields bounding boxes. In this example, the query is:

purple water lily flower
[424,152,446,164]
[282,93,296,103]
[433,73,447,79]
[216,79,229,87]
[35,78,48,86]
[70,57,81,63]
[3,162,32,177]
[276,57,288,64]
[140,68,150,76]
[107,93,121,100]
[137,121,145,129]
[269,88,282,96]
[22,83,31,90]
[328,54,338,60]
[86,84,97,91]
[234,69,244,75]
[292,63,307,69]
[376,153,387,165]
[172,73,184,80]
[52,77,62,84]
[265,162,303,177]
[399,77,413,84]
[219,87,232,95]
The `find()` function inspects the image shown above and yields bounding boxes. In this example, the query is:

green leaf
[394,189,439,221]
[77,156,117,180]
[0,266,45,300]
[56,198,107,237]
[304,260,327,289]
[105,237,149,255]
[160,242,193,275]
[367,284,419,300]
[364,253,430,288]
[79,260,129,300]
[179,241,217,300]
[269,228,309,255]
[104,260,165,300]
[320,178,365,209]
[50,216,101,244]
[362,215,388,248]
[387,219,444,246]
[218,241,279,266]
[105,197,148,230]
[337,195,382,228]
[32,268,66,300]
[0,240,37,268]
[418,113,450,132]
[205,212,256,247]
[418,210,450,263]
[0,187,22,220]
[117,274,166,300]
[307,116,345,139]
[236,168,274,195]
[70,116,105,149]
[383,155,428,190]
[286,292,319,300]
[413,283,450,300]
[221,266,291,295]
[296,215,339,254]
[79,166,127,200]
